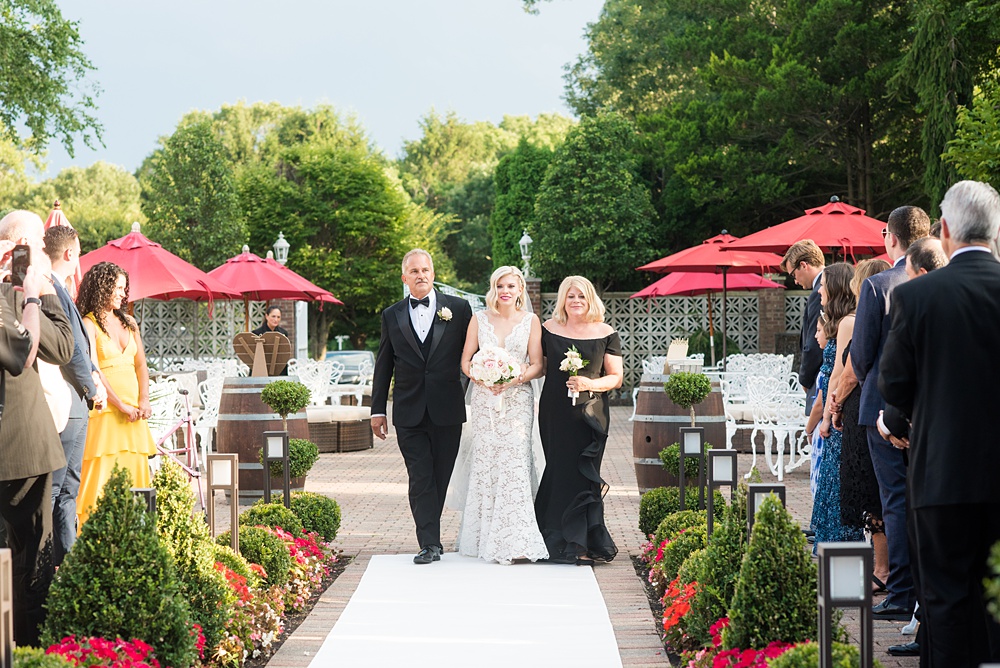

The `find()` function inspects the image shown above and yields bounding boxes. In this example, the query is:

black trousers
[396,414,461,550]
[911,502,1000,667]
[0,473,54,647]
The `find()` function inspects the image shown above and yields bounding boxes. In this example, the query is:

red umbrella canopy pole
[44,200,84,299]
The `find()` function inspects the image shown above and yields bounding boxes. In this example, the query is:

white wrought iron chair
[194,375,225,459]
[745,375,785,480]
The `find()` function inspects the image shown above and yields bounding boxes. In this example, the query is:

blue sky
[42,0,604,175]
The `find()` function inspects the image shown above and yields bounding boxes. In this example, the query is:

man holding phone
[0,210,74,646]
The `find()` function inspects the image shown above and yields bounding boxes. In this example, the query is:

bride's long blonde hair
[485,266,528,313]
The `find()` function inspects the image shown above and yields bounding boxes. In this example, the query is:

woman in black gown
[534,276,624,565]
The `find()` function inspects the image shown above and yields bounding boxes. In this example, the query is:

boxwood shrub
[723,495,815,650]
[290,491,342,541]
[657,442,714,481]
[768,641,885,667]
[42,467,197,668]
[240,501,304,534]
[639,487,726,538]
[654,509,706,545]
[13,648,73,668]
[659,524,708,583]
[217,525,292,586]
[212,543,262,588]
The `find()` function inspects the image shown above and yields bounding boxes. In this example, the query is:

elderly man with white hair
[0,209,74,646]
[879,180,1000,667]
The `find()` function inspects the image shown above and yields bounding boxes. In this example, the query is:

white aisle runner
[308,554,624,667]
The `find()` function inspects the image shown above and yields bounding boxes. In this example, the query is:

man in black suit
[781,240,824,410]
[852,205,929,621]
[370,249,472,564]
[43,225,107,565]
[879,180,1000,667]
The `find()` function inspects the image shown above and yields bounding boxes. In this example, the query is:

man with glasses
[781,239,825,412]
[852,205,930,624]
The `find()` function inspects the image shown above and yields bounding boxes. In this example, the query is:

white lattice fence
[542,291,764,396]
[136,299,266,370]
[785,292,809,333]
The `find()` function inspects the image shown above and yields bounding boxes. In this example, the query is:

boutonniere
[437,307,453,322]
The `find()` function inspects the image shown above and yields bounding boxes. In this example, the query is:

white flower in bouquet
[470,347,520,387]
[560,345,590,405]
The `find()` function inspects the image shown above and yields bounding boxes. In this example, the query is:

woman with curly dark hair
[76,261,156,528]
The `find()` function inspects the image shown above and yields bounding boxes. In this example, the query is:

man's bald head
[0,210,45,245]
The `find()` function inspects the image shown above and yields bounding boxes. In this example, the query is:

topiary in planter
[260,380,311,431]
[640,487,726,537]
[654,509,706,545]
[768,640,885,667]
[259,438,319,479]
[216,525,292,586]
[212,543,262,588]
[42,467,196,668]
[723,495,816,650]
[153,459,235,655]
[13,647,73,668]
[290,491,342,541]
[240,501,304,534]
[658,442,714,482]
[664,371,712,426]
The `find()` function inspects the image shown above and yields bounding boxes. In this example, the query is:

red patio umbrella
[631,271,784,366]
[44,200,84,299]
[637,232,784,365]
[80,223,242,310]
[725,196,886,258]
[262,253,342,305]
[209,246,342,330]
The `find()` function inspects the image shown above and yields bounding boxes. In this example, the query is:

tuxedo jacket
[0,285,74,481]
[852,261,907,426]
[799,286,823,389]
[370,290,472,428]
[879,250,1000,508]
[52,276,97,417]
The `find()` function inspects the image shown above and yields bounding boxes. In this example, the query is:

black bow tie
[410,296,430,309]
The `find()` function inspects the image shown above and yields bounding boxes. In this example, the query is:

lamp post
[746,483,786,537]
[519,231,533,278]
[207,453,239,554]
[706,448,738,535]
[0,549,11,668]
[817,542,873,668]
[273,232,290,266]
[262,430,291,508]
[677,427,705,511]
[131,487,156,515]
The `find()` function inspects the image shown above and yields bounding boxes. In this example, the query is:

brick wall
[756,289,787,353]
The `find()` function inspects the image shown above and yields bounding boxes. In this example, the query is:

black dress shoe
[872,599,913,621]
[887,641,920,656]
[413,546,442,564]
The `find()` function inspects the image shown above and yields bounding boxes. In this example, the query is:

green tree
[943,80,1000,185]
[490,138,552,270]
[15,161,142,251]
[241,142,419,353]
[139,117,247,269]
[529,112,656,291]
[0,0,101,154]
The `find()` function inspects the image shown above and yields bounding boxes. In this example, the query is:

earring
[516,296,523,309]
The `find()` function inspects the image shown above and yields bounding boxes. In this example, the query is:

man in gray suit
[0,210,74,646]
[44,224,107,564]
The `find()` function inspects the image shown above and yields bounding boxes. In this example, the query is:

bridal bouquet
[559,345,589,406]
[470,346,521,387]
[470,347,521,417]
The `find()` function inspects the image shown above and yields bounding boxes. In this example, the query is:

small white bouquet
[559,345,590,406]
[470,347,521,417]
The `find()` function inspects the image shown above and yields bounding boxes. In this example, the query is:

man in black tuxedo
[370,249,472,564]
[879,180,1000,667]
[781,240,824,411]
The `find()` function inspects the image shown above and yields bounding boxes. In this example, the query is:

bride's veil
[444,285,546,513]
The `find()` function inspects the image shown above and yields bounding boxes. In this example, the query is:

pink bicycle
[152,387,204,510]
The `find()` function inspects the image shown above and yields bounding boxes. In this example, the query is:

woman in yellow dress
[76,261,156,528]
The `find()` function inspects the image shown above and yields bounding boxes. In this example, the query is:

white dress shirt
[409,290,436,343]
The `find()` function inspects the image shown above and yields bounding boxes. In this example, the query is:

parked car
[324,350,376,384]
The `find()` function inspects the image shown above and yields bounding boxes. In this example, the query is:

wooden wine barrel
[216,375,310,500]
[632,372,726,494]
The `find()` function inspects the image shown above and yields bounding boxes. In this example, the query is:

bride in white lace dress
[454,266,548,564]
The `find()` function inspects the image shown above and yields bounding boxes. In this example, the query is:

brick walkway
[253,407,917,667]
